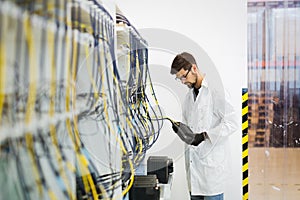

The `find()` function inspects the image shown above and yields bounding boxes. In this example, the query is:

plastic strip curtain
[247,0,300,199]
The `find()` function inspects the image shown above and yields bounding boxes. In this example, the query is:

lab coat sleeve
[206,90,239,144]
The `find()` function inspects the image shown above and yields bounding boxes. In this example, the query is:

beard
[185,75,197,89]
[185,82,196,89]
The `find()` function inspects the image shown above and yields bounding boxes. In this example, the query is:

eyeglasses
[175,67,191,82]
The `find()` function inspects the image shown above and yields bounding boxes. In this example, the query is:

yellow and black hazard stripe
[242,88,248,200]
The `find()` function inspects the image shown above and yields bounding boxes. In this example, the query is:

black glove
[172,122,206,146]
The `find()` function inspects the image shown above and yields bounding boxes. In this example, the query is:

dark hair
[170,52,197,74]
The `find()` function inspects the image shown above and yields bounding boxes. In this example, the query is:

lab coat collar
[200,76,208,89]
[189,75,208,93]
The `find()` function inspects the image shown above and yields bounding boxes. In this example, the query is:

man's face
[175,66,196,89]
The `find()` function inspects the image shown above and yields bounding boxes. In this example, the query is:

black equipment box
[147,156,173,184]
[129,174,160,200]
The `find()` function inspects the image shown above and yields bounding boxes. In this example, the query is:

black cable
[76,1,81,76]
[87,5,97,109]
[11,139,31,200]
[34,131,68,199]
[53,0,62,113]
[90,0,113,22]
[42,127,76,198]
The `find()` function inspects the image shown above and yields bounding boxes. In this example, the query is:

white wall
[116,0,247,199]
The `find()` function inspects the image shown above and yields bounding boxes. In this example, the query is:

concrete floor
[249,148,300,200]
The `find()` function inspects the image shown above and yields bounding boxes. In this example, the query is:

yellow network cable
[118,41,145,164]
[141,80,149,114]
[23,18,37,125]
[48,25,74,200]
[65,29,77,150]
[76,153,99,199]
[105,56,137,199]
[64,29,92,200]
[140,61,149,117]
[126,44,131,104]
[115,38,154,191]
[104,81,139,197]
[99,47,135,199]
[119,98,143,163]
[67,20,93,35]
[149,77,159,106]
[48,25,56,118]
[134,51,151,142]
[83,42,112,199]
[49,124,74,200]
[72,19,154,200]
[74,123,99,200]
[84,42,99,101]
[70,36,82,149]
[119,34,163,165]
[0,12,6,123]
[127,110,143,164]
[67,34,90,196]
[70,32,98,200]
[109,46,144,164]
[132,54,165,150]
[83,40,124,197]
[31,2,66,24]
[23,13,44,198]
[128,47,148,159]
[64,28,78,152]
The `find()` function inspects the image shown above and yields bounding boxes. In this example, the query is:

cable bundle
[0,1,165,199]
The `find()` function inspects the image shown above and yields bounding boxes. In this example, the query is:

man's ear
[191,64,197,73]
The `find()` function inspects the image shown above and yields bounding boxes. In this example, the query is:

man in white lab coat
[170,52,238,200]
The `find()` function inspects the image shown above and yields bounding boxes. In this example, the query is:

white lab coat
[182,76,238,196]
